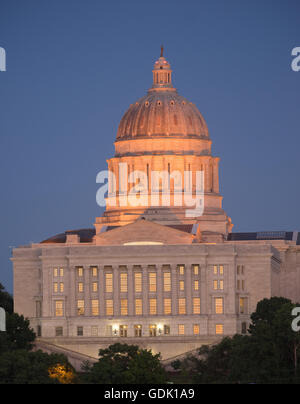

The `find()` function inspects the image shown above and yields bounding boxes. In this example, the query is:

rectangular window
[239,297,247,314]
[78,267,83,277]
[120,299,128,316]
[149,324,157,337]
[55,326,63,337]
[213,265,218,275]
[164,298,172,315]
[193,324,200,335]
[193,298,201,314]
[214,280,224,290]
[120,273,128,293]
[163,272,171,292]
[78,282,84,293]
[105,273,113,293]
[92,282,98,292]
[216,324,224,335]
[213,265,224,276]
[91,266,98,277]
[59,268,64,277]
[193,265,199,275]
[149,298,157,315]
[135,299,143,315]
[54,268,58,277]
[120,325,128,337]
[134,273,142,293]
[179,280,185,291]
[219,265,224,275]
[91,326,98,337]
[164,325,170,335]
[215,298,224,314]
[53,282,58,293]
[106,299,114,316]
[194,280,199,291]
[219,280,224,290]
[178,298,186,315]
[178,324,185,335]
[77,326,83,336]
[149,273,157,292]
[134,325,142,337]
[60,282,64,293]
[91,299,99,316]
[179,265,185,275]
[77,300,85,316]
[55,301,64,317]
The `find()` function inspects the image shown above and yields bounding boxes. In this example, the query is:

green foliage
[82,343,167,384]
[178,297,300,384]
[0,350,73,384]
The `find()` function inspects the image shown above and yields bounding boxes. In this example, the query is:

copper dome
[116,53,209,141]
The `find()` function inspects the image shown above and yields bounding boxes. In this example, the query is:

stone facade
[11,51,300,364]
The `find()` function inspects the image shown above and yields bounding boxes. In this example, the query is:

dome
[116,50,209,141]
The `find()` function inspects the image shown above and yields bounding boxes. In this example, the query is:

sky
[0,0,300,293]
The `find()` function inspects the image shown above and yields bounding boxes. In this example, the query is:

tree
[82,343,167,384]
[0,349,75,384]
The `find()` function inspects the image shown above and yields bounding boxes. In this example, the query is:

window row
[54,297,226,317]
[54,323,225,337]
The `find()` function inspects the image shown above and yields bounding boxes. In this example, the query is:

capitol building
[12,50,300,366]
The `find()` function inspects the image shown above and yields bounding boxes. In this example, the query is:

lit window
[105,273,113,293]
[214,280,224,290]
[213,265,224,276]
[215,298,224,314]
[179,265,185,275]
[55,301,64,317]
[213,265,218,275]
[213,280,218,290]
[106,299,113,316]
[178,298,186,315]
[193,298,201,314]
[149,324,157,337]
[193,324,200,335]
[219,280,224,290]
[179,280,185,291]
[216,324,224,335]
[92,282,98,292]
[193,265,199,275]
[164,272,171,292]
[164,298,172,315]
[149,299,157,315]
[78,267,83,277]
[59,268,64,277]
[91,266,98,277]
[91,300,99,316]
[77,300,85,316]
[78,282,84,293]
[134,324,142,337]
[178,324,185,335]
[53,283,58,293]
[149,273,157,292]
[60,283,64,293]
[135,299,143,315]
[134,273,142,293]
[239,297,247,314]
[120,273,128,293]
[194,280,199,291]
[54,268,58,277]
[219,265,224,275]
[120,299,128,316]
[120,325,128,337]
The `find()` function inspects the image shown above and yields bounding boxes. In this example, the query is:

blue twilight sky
[0,0,300,293]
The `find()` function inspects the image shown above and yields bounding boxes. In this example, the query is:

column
[157,265,163,316]
[84,266,90,316]
[142,265,149,316]
[99,266,105,317]
[113,266,120,317]
[212,158,220,194]
[128,266,134,316]
[171,265,178,316]
[186,264,192,315]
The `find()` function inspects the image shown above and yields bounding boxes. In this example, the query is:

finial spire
[160,45,164,58]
